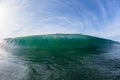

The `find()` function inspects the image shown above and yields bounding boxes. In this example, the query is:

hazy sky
[0,0,120,41]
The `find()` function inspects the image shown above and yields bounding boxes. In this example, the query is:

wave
[1,34,120,80]
[3,34,118,53]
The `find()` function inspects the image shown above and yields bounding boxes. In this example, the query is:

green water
[1,34,120,80]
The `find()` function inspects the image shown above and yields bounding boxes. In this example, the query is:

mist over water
[0,34,120,80]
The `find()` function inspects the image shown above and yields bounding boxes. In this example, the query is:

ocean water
[0,34,120,80]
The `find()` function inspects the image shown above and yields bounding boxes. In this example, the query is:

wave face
[1,34,120,80]
[4,34,115,51]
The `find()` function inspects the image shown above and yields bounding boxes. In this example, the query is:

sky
[0,0,120,41]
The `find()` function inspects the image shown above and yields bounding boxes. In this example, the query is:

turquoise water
[1,34,120,80]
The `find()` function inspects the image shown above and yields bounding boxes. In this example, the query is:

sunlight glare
[0,1,14,39]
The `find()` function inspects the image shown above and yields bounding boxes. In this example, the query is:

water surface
[1,34,120,80]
